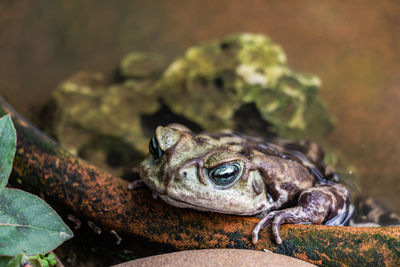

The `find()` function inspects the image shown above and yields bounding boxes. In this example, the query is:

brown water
[1,1,399,212]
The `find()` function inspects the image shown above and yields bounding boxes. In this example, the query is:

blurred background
[0,1,399,212]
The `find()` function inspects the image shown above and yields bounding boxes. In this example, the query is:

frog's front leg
[252,183,352,244]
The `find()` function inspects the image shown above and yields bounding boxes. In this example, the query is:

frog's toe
[251,229,260,244]
[272,213,285,245]
[252,211,276,244]
[254,211,291,245]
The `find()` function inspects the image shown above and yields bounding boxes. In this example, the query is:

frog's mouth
[156,192,262,216]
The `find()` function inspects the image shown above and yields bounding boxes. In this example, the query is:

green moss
[274,239,299,257]
[305,247,321,261]
[156,33,334,138]
[47,71,159,176]
[373,233,400,258]
[269,228,400,266]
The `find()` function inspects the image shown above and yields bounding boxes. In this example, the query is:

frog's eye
[207,162,242,187]
[149,136,163,160]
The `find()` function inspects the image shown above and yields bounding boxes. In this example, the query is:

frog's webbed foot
[252,206,323,245]
[252,207,314,245]
[252,183,352,245]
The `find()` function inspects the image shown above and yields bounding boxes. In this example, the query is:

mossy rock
[46,34,335,176]
[46,72,159,175]
[156,33,334,137]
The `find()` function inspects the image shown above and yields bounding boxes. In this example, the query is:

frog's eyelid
[203,149,248,167]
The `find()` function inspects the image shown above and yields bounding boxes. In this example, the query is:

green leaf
[4,253,22,267]
[45,253,56,265]
[0,115,16,189]
[36,253,57,266]
[0,256,13,267]
[39,258,48,267]
[0,188,73,256]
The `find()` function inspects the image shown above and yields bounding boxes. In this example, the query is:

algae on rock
[48,71,160,175]
[156,33,334,137]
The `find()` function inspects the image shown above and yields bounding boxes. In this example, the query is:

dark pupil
[149,137,162,160]
[208,163,241,186]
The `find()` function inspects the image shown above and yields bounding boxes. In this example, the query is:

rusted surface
[1,97,399,266]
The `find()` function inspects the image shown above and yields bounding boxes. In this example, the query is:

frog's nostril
[182,171,188,178]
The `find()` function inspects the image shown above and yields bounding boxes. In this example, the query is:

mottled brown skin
[139,124,352,244]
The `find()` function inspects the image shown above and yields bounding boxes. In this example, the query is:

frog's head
[139,124,271,215]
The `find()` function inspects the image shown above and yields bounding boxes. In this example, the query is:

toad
[139,124,353,244]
